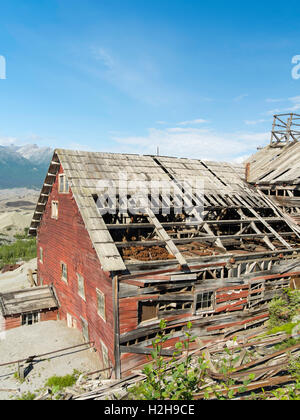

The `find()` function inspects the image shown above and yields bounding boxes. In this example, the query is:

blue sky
[0,0,300,161]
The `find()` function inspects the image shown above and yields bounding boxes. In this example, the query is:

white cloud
[244,119,268,125]
[112,127,269,162]
[0,136,19,146]
[177,118,209,126]
[233,94,249,102]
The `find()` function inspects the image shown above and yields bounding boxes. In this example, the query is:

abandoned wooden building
[246,113,300,225]
[29,139,300,378]
[0,286,58,331]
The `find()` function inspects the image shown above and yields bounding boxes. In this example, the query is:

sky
[0,0,300,162]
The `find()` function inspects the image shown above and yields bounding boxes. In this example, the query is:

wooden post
[112,275,121,379]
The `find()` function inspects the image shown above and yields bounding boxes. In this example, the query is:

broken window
[61,262,68,283]
[138,301,158,323]
[51,201,58,220]
[194,291,215,313]
[158,302,193,312]
[96,288,106,321]
[21,312,39,326]
[58,174,69,193]
[77,273,85,300]
[248,280,265,308]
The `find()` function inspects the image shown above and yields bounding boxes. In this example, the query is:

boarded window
[139,301,158,323]
[58,174,69,193]
[51,201,58,219]
[96,289,106,321]
[61,262,68,282]
[195,291,214,313]
[80,317,89,342]
[77,273,85,300]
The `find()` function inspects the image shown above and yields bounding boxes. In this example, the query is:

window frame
[39,247,43,264]
[58,174,69,194]
[51,200,59,220]
[61,262,68,283]
[96,288,106,321]
[77,273,85,301]
[80,316,89,342]
[194,290,215,314]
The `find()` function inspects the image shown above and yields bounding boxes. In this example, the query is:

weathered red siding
[37,166,114,368]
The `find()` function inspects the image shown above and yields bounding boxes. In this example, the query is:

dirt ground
[0,320,102,400]
[0,258,37,293]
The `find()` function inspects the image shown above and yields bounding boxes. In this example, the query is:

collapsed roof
[29,148,300,273]
[246,114,300,185]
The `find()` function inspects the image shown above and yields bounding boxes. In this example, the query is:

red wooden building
[29,149,300,378]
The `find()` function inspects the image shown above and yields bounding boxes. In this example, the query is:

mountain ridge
[0,144,53,189]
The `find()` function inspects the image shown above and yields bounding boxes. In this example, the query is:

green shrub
[45,370,80,391]
[268,289,300,329]
[0,238,36,269]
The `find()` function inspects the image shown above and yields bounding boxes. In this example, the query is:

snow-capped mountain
[0,144,53,189]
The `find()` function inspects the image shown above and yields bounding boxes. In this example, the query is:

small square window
[59,174,69,194]
[51,201,58,219]
[195,291,215,313]
[61,262,68,282]
[77,273,85,300]
[138,301,158,324]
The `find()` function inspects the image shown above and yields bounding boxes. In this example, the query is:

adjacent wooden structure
[29,144,300,378]
[0,286,58,331]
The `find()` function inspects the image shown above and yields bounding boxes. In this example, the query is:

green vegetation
[45,370,81,392]
[268,288,300,329]
[129,289,300,401]
[15,391,36,400]
[129,320,208,400]
[0,228,36,269]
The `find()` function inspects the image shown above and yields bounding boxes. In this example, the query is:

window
[21,312,39,326]
[39,247,43,263]
[61,262,68,283]
[138,301,158,323]
[101,341,109,368]
[194,291,215,313]
[248,280,265,308]
[96,289,106,321]
[80,317,89,342]
[51,201,58,219]
[58,174,69,194]
[77,273,85,300]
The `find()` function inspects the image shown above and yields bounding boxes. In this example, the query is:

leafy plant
[129,320,208,400]
[45,370,80,391]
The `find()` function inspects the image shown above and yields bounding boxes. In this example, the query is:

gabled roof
[29,149,300,274]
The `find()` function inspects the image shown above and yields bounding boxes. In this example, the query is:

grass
[45,370,81,392]
[15,392,36,400]
[0,236,36,269]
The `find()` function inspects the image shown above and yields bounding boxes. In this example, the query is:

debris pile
[34,326,300,400]
[122,245,175,261]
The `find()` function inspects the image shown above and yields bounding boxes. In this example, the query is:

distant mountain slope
[0,144,53,189]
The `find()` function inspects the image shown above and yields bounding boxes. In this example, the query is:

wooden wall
[37,165,114,368]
